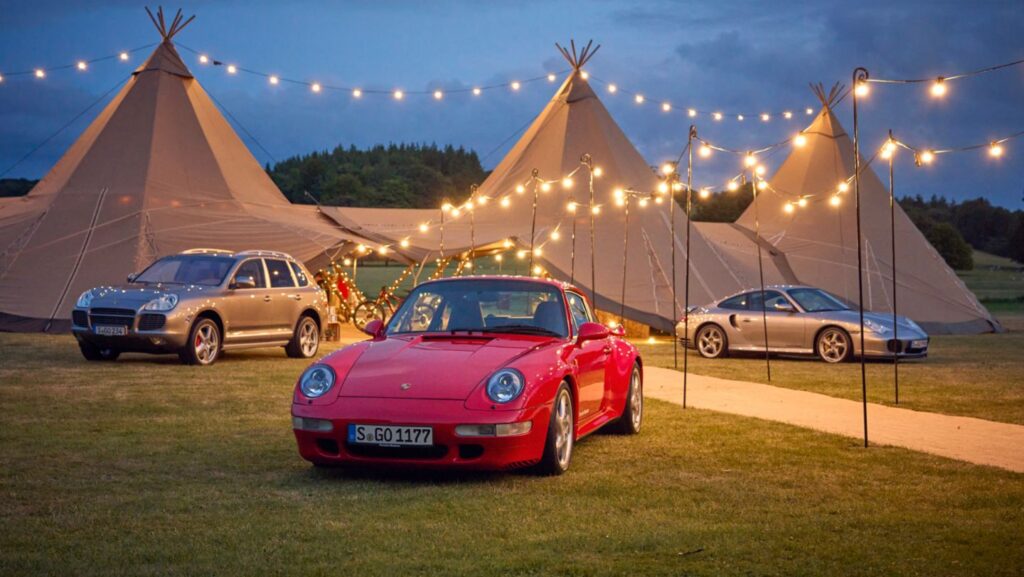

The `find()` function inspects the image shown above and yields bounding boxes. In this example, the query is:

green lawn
[960,251,1024,313]
[1,333,1022,576]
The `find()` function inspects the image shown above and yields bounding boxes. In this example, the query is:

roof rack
[181,248,234,255]
[234,249,295,259]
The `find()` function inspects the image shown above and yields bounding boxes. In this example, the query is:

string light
[635,94,645,104]
[515,184,525,194]
[540,182,552,192]
[511,81,521,91]
[698,188,711,199]
[830,194,842,207]
[919,150,935,164]
[119,52,129,61]
[494,254,503,262]
[854,81,869,97]
[713,112,723,121]
[758,180,768,190]
[989,142,1004,158]
[837,182,850,193]
[760,113,770,122]
[76,61,88,71]
[657,182,669,194]
[797,197,808,207]
[662,102,672,112]
[532,265,543,275]
[561,177,574,189]
[547,73,557,82]
[784,111,793,119]
[727,180,739,192]
[393,89,404,100]
[477,195,488,206]
[269,75,279,85]
[930,77,947,98]
[550,230,561,240]
[755,164,766,176]
[199,54,209,64]
[504,239,514,249]
[793,133,807,147]
[500,197,511,208]
[227,64,237,74]
[744,153,757,167]
[784,202,795,213]
[699,144,713,158]
[311,82,321,93]
[580,71,589,80]
[688,108,697,118]
[433,90,443,100]
[472,87,481,95]
[593,167,603,177]
[806,107,814,115]
[566,201,578,212]
[517,250,527,259]
[34,69,45,79]
[638,198,649,207]
[607,84,617,93]
[353,88,362,98]
[660,163,675,175]
[419,223,429,233]
[737,114,745,121]
[591,205,601,215]
[533,247,543,257]
[400,239,410,248]
[881,139,896,159]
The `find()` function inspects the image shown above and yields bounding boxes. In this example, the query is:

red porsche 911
[291,276,643,475]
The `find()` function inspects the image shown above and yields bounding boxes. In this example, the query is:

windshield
[386,279,568,338]
[134,255,235,286]
[787,288,850,312]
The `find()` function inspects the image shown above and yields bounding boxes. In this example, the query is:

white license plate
[95,325,127,336]
[911,339,928,348]
[348,424,433,447]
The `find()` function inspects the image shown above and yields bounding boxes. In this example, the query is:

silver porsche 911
[675,285,929,363]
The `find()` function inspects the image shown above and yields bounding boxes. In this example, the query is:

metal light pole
[853,67,870,448]
[583,154,598,304]
[619,192,631,323]
[468,184,478,273]
[683,126,697,403]
[749,161,772,382]
[529,169,540,273]
[888,130,899,405]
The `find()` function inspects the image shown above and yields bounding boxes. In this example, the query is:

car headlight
[143,293,178,311]
[76,290,95,308]
[299,364,336,398]
[863,319,890,334]
[486,368,525,404]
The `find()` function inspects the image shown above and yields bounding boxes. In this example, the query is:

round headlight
[76,290,95,308]
[486,368,525,404]
[300,365,336,398]
[863,319,890,334]
[143,293,178,311]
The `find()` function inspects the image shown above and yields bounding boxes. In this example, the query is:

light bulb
[662,102,672,112]
[794,134,807,147]
[464,261,473,270]
[806,107,814,115]
[378,246,389,255]
[688,108,697,118]
[566,201,577,212]
[593,167,603,177]
[744,154,757,167]
[344,258,352,266]
[227,64,237,74]
[657,182,669,194]
[442,202,453,212]
[713,112,723,121]
[419,223,429,233]
[854,81,869,97]
[608,84,617,93]
[661,163,675,175]
[638,198,649,208]
[517,250,527,259]
[495,254,503,262]
[758,180,768,190]
[357,244,367,253]
[699,144,713,158]
[989,142,1004,158]
[533,265,543,275]
[613,188,625,200]
[591,205,601,215]
[755,165,767,176]
[511,81,521,91]
[400,239,410,248]
[797,197,808,207]
[830,194,842,207]
[654,196,664,204]
[760,113,770,122]
[353,88,362,98]
[34,69,45,79]
[393,90,404,100]
[540,182,551,192]
[727,180,739,192]
[433,90,443,100]
[477,196,488,206]
[784,202,795,213]
[550,230,560,240]
[881,140,896,159]
[515,184,525,194]
[500,197,511,208]
[269,75,279,85]
[472,87,481,95]
[838,182,850,193]
[561,177,573,189]
[615,197,625,207]
[635,94,644,104]
[547,73,557,82]
[451,208,461,218]
[699,188,711,199]
[919,150,935,164]
[311,83,321,93]
[784,111,793,119]
[119,52,129,61]
[930,77,946,98]
[737,114,745,121]
[504,239,513,248]
[533,247,543,257]
[199,54,209,64]
[76,61,88,71]
[580,71,589,80]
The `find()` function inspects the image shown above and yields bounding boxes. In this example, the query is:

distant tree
[1006,213,1024,264]
[690,183,753,222]
[923,221,974,270]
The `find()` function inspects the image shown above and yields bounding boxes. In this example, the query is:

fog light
[150,337,166,346]
[292,416,334,432]
[455,421,532,437]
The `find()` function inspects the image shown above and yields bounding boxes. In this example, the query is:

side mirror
[362,319,385,338]
[773,302,796,313]
[126,272,138,283]
[232,275,257,290]
[577,322,610,343]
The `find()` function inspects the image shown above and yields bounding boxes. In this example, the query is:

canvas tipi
[0,9,363,331]
[734,85,999,334]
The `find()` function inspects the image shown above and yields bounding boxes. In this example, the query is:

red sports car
[291,276,643,475]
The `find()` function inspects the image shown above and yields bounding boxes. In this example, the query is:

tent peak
[555,39,601,71]
[809,82,849,112]
[145,6,195,43]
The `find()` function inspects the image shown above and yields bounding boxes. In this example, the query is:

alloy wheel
[819,329,849,363]
[299,320,318,356]
[629,368,643,431]
[698,327,724,357]
[194,324,219,365]
[554,389,574,469]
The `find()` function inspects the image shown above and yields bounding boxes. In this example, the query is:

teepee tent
[323,42,753,331]
[0,9,363,332]
[734,85,999,334]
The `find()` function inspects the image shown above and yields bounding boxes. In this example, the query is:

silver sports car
[676,285,929,363]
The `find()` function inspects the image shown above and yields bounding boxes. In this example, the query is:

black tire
[286,315,320,359]
[78,340,120,362]
[817,327,853,364]
[535,383,574,476]
[179,317,220,366]
[352,301,385,330]
[695,324,729,359]
[607,363,643,435]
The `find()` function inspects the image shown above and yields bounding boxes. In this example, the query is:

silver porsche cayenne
[675,285,929,363]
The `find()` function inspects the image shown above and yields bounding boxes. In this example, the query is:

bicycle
[353,286,402,330]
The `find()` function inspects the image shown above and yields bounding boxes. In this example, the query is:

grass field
[1,333,1022,576]
[960,251,1024,314]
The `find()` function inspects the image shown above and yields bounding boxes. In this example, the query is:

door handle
[741,318,753,323]
[291,295,302,301]
[263,296,272,302]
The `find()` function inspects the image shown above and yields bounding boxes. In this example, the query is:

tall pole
[683,126,696,405]
[750,163,771,383]
[619,193,630,323]
[439,207,446,259]
[529,169,540,273]
[588,159,597,305]
[468,184,477,274]
[853,67,870,448]
[888,130,899,405]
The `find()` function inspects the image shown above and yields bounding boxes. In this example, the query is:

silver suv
[71,249,328,365]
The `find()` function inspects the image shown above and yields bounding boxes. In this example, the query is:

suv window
[719,294,749,310]
[566,291,592,330]
[289,261,309,287]
[233,259,266,289]
[266,259,296,288]
[749,290,789,311]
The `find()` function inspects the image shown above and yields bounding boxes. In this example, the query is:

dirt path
[644,366,1024,473]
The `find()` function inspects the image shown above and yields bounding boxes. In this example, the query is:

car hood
[85,283,212,309]
[338,334,555,400]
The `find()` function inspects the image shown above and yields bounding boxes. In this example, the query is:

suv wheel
[286,316,320,358]
[180,318,220,366]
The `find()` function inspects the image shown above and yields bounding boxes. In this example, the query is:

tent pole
[529,169,540,274]
[853,67,870,448]
[469,184,478,275]
[589,160,597,306]
[750,162,772,382]
[683,126,696,404]
[888,129,899,405]
[619,194,630,323]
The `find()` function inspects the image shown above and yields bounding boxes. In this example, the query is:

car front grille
[138,313,166,331]
[89,308,136,329]
[72,310,89,327]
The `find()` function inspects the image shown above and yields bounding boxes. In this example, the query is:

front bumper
[71,307,192,353]
[292,397,552,470]
[863,335,929,359]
